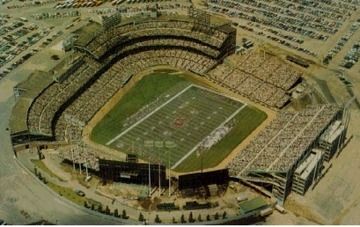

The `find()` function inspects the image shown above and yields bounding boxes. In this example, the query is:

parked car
[74,189,85,197]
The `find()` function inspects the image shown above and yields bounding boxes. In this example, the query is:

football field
[91,73,267,172]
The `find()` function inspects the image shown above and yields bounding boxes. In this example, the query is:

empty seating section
[86,20,228,58]
[54,49,217,141]
[207,51,301,108]
[27,56,99,135]
[228,105,340,176]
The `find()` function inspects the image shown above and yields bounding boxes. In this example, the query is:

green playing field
[91,72,267,172]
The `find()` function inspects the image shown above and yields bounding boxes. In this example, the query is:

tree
[97,204,103,213]
[197,214,202,222]
[222,211,227,219]
[206,214,211,221]
[189,212,195,223]
[155,214,161,223]
[214,212,219,220]
[114,209,119,217]
[105,205,110,215]
[172,217,177,224]
[122,209,128,219]
[138,213,144,222]
[180,214,186,223]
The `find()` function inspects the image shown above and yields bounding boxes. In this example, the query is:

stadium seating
[27,56,100,135]
[26,15,234,141]
[207,51,302,108]
[84,20,230,59]
[228,104,340,175]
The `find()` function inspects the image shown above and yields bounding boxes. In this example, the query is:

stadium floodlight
[166,149,172,197]
[144,140,154,197]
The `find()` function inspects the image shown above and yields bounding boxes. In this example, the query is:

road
[0,77,128,224]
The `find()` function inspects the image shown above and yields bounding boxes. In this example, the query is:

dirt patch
[284,194,327,224]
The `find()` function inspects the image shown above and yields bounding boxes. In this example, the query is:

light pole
[197,146,204,174]
[158,159,161,197]
[196,146,206,187]
[165,140,176,197]
[148,157,152,197]
[144,140,153,198]
[168,149,171,197]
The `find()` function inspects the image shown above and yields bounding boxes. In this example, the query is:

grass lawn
[174,106,267,172]
[31,159,65,182]
[46,181,101,208]
[47,181,87,206]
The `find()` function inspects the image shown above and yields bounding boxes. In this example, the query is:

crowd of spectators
[117,38,221,59]
[27,55,100,135]
[207,50,301,108]
[228,104,340,177]
[84,19,228,58]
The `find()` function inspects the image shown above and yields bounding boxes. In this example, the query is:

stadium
[9,9,350,217]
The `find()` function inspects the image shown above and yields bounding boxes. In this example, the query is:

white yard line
[106,85,193,146]
[171,103,248,169]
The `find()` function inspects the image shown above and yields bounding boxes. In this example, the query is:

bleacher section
[207,51,302,108]
[228,104,342,202]
[77,18,235,60]
[27,56,100,136]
